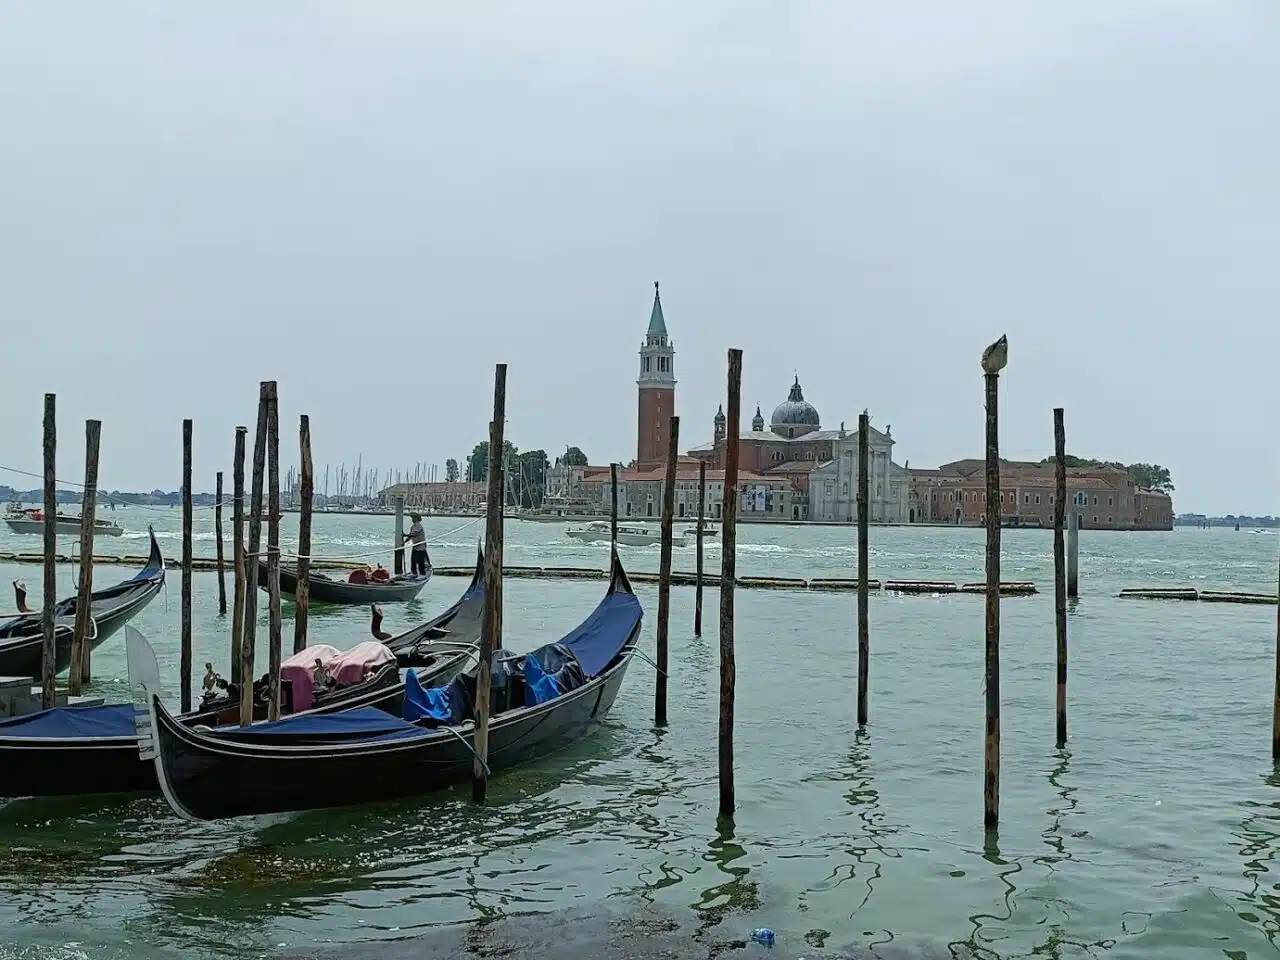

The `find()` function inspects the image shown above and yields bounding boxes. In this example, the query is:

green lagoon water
[1,508,1279,958]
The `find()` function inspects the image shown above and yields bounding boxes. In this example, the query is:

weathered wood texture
[655,416,680,726]
[695,459,706,637]
[1053,408,1068,747]
[239,388,269,726]
[231,427,247,687]
[215,470,227,617]
[265,382,283,721]
[719,348,742,819]
[984,372,1002,828]
[474,363,507,803]
[181,418,194,713]
[41,395,57,709]
[294,414,314,654]
[856,411,870,727]
[69,419,101,695]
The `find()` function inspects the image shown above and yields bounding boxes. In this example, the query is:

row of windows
[929,490,1120,507]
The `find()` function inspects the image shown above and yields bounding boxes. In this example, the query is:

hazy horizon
[1,3,1275,515]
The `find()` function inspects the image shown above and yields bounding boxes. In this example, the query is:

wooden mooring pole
[981,335,1007,829]
[856,411,870,726]
[695,459,706,637]
[1067,508,1080,599]
[215,470,227,616]
[394,495,406,576]
[1273,535,1280,761]
[265,383,283,721]
[181,418,194,714]
[655,415,680,726]
[69,419,100,695]
[41,394,57,709]
[239,387,269,726]
[609,463,619,566]
[719,348,742,819]
[294,414,313,654]
[231,426,247,687]
[1053,408,1068,748]
[474,362,507,804]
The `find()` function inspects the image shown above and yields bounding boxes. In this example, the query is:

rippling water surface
[2,509,1279,958]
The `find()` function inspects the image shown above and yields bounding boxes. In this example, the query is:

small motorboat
[4,503,124,537]
[566,520,688,547]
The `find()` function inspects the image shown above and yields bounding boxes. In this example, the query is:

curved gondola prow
[134,527,166,583]
[606,552,636,598]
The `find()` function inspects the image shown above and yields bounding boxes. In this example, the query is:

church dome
[771,376,820,429]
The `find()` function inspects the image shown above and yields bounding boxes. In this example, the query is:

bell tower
[637,281,676,471]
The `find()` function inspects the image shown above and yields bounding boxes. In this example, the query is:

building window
[842,483,849,496]
[1108,497,1113,506]
[1049,495,1054,504]
[1035,495,1041,505]
[1093,496,1098,505]
[1093,516,1098,523]
[1023,494,1030,504]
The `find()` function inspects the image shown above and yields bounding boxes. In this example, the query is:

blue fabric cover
[0,703,136,740]
[559,590,642,677]
[403,668,452,723]
[523,654,561,706]
[220,705,422,740]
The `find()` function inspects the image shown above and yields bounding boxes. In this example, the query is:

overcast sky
[1,2,1274,513]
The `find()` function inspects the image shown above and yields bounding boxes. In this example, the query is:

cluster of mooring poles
[25,340,1280,830]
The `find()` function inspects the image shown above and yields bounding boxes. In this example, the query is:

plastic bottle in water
[751,927,775,947]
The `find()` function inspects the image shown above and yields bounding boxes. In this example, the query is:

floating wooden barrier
[1119,587,1199,601]
[1199,590,1277,605]
[960,581,1039,596]
[809,578,882,592]
[885,580,960,594]
[737,576,808,590]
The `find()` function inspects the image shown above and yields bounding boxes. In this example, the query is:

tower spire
[647,281,668,340]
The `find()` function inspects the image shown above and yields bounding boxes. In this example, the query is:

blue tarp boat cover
[216,705,422,741]
[0,703,137,740]
[559,590,642,677]
[403,668,452,723]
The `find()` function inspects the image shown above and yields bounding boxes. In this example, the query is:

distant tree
[1127,463,1174,492]
[467,439,518,485]
[445,458,459,483]
[562,446,589,467]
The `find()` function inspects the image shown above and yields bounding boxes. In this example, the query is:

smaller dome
[770,376,820,428]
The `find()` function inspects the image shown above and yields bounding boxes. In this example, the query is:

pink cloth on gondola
[281,642,396,713]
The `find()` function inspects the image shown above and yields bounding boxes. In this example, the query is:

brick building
[908,459,1173,530]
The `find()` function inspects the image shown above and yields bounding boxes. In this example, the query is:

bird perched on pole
[981,335,1009,375]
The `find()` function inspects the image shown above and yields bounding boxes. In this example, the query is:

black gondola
[131,556,642,821]
[258,562,430,604]
[0,551,487,799]
[0,527,165,678]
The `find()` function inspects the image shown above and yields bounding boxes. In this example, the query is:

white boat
[4,504,124,537]
[566,520,717,547]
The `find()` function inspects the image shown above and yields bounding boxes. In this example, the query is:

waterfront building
[907,460,1174,530]
[687,377,909,522]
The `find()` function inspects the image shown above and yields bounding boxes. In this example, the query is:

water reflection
[1038,747,1078,871]
[1231,770,1280,946]
[694,818,758,920]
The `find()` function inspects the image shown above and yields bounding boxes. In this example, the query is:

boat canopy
[214,705,422,742]
[0,703,135,740]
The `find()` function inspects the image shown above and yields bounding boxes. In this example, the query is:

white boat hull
[566,528,689,548]
[4,518,124,537]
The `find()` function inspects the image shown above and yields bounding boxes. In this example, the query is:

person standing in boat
[404,512,430,577]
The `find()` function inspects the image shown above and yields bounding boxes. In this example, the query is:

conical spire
[714,403,725,423]
[752,404,764,431]
[647,280,667,339]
